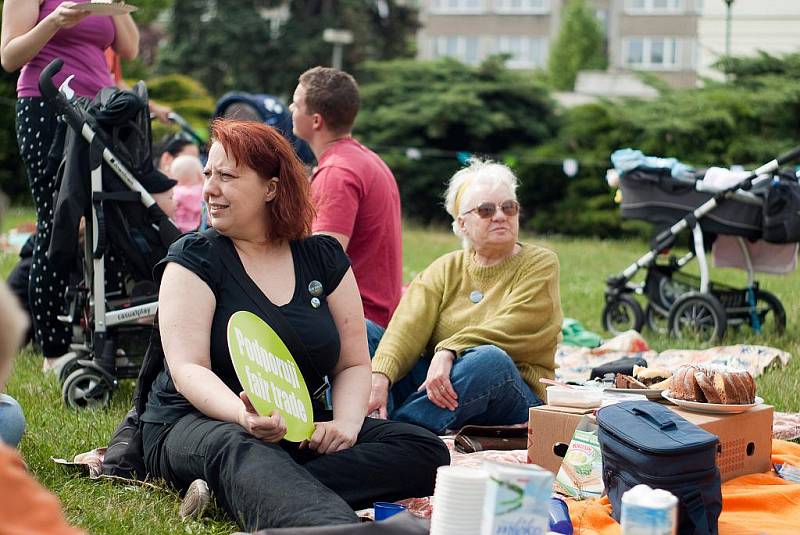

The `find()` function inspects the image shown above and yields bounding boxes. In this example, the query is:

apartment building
[698,0,800,81]
[417,0,702,88]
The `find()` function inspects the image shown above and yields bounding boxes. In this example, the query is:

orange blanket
[568,439,800,535]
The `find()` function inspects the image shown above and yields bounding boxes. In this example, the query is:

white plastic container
[546,385,603,408]
[480,461,553,535]
[620,484,678,535]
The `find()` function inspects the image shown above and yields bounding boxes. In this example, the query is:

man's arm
[310,167,362,250]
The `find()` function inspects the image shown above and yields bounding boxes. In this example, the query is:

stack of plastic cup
[430,466,488,535]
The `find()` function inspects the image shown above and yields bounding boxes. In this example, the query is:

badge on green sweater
[227,311,315,442]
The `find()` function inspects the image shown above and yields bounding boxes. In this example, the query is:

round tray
[68,2,138,15]
[661,391,763,414]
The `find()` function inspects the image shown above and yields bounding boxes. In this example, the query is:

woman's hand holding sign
[306,419,361,454]
[238,392,287,443]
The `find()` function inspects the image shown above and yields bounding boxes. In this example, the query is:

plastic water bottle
[548,497,573,535]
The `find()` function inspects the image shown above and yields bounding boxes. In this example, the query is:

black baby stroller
[40,59,181,408]
[602,147,800,343]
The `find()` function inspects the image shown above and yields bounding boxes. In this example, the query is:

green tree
[158,0,419,98]
[158,0,279,96]
[356,56,559,224]
[547,0,607,91]
[133,0,174,24]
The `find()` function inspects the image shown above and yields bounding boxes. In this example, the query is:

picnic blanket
[567,439,800,535]
[402,440,800,534]
[555,330,791,384]
[774,412,800,441]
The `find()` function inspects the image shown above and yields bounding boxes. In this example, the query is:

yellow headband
[454,178,473,216]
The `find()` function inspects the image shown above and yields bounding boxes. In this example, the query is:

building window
[624,0,683,14]
[495,36,547,69]
[623,37,680,70]
[430,0,484,14]
[432,36,482,65]
[493,0,549,15]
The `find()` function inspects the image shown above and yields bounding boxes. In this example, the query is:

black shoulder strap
[203,229,330,402]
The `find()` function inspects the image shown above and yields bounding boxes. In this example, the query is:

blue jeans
[371,335,542,435]
[366,319,386,357]
[0,394,25,447]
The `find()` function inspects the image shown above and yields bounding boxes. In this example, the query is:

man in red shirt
[290,67,402,348]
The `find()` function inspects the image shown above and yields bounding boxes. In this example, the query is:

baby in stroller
[603,147,800,342]
[39,59,181,407]
[169,154,204,233]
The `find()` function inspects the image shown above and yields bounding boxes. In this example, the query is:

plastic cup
[374,502,406,521]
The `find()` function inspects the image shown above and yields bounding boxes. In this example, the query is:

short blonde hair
[443,159,519,249]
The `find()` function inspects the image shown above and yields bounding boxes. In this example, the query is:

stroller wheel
[645,305,669,335]
[62,368,112,409]
[667,292,727,343]
[602,295,644,335]
[752,290,787,334]
[57,354,83,384]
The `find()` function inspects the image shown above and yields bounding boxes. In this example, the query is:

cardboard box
[669,404,774,480]
[527,406,593,474]
[528,402,774,482]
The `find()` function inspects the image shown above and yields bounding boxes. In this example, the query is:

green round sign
[227,311,315,442]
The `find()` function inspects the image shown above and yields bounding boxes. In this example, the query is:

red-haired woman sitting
[139,119,448,531]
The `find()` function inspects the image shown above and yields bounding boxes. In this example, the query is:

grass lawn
[3,214,799,534]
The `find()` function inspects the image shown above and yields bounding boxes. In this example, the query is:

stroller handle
[167,112,205,146]
[38,58,64,102]
[776,146,800,167]
[38,58,85,132]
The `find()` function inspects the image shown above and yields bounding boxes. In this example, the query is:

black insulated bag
[597,401,722,535]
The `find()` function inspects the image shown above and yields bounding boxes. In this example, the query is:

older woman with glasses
[368,159,563,434]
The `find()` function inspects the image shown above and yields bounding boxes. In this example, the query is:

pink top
[173,184,204,233]
[311,138,402,328]
[17,0,115,98]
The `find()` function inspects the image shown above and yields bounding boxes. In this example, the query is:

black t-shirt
[140,232,351,425]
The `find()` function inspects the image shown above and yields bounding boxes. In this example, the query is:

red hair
[210,119,315,242]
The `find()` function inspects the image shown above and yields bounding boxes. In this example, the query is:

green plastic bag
[561,318,603,348]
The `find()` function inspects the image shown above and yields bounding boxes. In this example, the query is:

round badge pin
[310,297,321,309]
[308,280,323,297]
[469,290,483,304]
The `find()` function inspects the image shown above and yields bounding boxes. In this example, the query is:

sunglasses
[461,200,520,219]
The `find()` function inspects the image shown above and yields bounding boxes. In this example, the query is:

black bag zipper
[602,448,718,483]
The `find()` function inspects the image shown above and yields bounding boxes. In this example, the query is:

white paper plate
[661,391,763,414]
[604,387,665,401]
[68,2,138,15]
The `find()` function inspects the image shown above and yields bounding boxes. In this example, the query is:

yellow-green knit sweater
[372,242,562,401]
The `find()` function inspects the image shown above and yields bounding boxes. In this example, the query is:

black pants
[142,413,450,531]
[16,97,72,358]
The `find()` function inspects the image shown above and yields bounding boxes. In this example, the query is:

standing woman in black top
[140,119,448,531]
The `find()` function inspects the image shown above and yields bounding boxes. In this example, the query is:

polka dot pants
[16,97,71,358]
